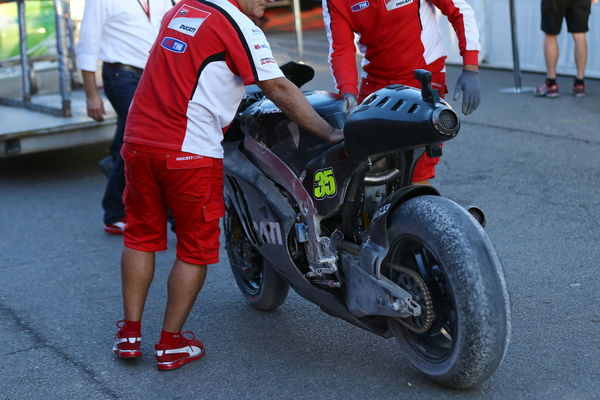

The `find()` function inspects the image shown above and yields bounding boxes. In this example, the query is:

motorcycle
[222,62,510,389]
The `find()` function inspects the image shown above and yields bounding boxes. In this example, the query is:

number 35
[314,168,337,199]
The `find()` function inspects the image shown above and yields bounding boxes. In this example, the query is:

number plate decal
[313,168,337,200]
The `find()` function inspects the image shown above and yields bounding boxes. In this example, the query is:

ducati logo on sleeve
[168,5,211,37]
[385,0,413,11]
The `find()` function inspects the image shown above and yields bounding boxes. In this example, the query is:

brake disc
[391,264,434,334]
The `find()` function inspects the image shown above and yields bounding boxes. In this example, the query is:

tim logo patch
[351,1,369,12]
[385,0,413,11]
[168,5,211,37]
[161,37,187,53]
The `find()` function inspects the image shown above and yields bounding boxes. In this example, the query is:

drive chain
[391,264,434,334]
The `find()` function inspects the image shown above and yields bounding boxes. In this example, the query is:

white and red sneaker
[104,219,126,235]
[155,331,205,371]
[112,320,142,358]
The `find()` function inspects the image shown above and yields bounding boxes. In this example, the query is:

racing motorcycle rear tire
[224,207,289,311]
[383,195,511,389]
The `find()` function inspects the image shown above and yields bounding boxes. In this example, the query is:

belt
[103,62,143,74]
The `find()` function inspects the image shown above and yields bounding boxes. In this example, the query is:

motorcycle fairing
[301,145,359,217]
[242,135,340,273]
[223,141,391,337]
[229,136,344,279]
[223,141,296,254]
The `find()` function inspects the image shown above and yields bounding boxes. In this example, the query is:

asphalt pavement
[1,29,599,400]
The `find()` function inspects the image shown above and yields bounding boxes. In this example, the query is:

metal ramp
[0,91,115,156]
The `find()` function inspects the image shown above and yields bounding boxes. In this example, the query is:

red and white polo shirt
[124,0,284,158]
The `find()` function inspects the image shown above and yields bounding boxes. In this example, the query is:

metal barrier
[0,0,77,116]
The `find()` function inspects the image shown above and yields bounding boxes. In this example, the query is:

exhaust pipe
[466,205,486,228]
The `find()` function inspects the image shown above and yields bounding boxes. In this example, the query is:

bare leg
[121,247,156,321]
[572,33,588,80]
[162,259,207,333]
[544,34,559,79]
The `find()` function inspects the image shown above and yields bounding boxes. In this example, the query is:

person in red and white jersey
[112,0,343,371]
[323,0,481,183]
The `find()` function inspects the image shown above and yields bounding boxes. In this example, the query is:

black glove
[342,93,358,112]
[453,70,480,115]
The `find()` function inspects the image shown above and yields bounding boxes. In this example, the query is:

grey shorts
[541,0,591,34]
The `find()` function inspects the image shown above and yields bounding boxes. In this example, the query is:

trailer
[0,91,115,157]
[0,0,115,157]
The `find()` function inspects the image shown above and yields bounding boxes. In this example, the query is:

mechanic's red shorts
[121,143,225,265]
[358,68,447,182]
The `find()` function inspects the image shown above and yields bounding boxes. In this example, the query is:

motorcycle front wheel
[382,195,511,389]
[224,205,289,311]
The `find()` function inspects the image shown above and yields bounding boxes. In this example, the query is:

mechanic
[112,0,343,371]
[76,0,174,234]
[323,0,481,184]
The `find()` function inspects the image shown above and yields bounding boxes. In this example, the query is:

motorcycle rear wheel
[224,206,289,311]
[383,195,511,389]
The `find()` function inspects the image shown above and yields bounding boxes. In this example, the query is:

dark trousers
[101,65,142,225]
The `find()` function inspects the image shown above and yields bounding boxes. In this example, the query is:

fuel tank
[239,91,346,175]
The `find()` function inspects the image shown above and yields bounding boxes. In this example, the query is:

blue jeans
[101,65,142,225]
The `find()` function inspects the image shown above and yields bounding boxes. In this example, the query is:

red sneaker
[573,83,586,98]
[533,79,559,98]
[112,320,142,358]
[155,331,205,371]
[104,219,126,235]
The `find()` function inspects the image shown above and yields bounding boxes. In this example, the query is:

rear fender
[359,185,440,276]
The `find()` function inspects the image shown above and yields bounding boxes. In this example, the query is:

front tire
[383,195,511,389]
[224,206,289,311]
